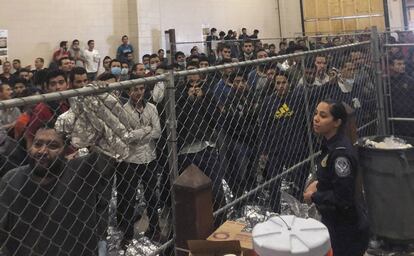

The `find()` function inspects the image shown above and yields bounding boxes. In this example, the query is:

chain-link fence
[382,35,414,138]
[172,39,378,219]
[0,75,177,256]
[171,32,373,62]
[0,35,381,255]
[174,37,285,56]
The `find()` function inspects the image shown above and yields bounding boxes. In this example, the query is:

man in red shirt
[53,41,71,63]
[25,69,69,147]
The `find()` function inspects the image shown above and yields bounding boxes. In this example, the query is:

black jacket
[257,89,308,156]
[220,90,259,147]
[389,73,414,137]
[176,90,220,151]
[0,135,27,178]
[0,153,110,256]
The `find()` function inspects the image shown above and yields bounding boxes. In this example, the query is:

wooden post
[174,164,214,255]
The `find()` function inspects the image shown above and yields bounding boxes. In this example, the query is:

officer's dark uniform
[311,132,369,256]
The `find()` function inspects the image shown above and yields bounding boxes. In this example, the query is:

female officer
[303,99,369,256]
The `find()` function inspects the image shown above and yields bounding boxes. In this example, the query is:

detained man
[0,83,23,178]
[0,126,107,255]
[257,72,309,212]
[218,72,259,216]
[55,67,132,256]
[176,78,227,227]
[117,84,162,248]
[0,83,21,132]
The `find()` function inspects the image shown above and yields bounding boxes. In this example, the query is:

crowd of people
[384,31,414,138]
[0,27,408,255]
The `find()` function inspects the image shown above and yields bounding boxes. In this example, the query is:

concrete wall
[0,0,137,68]
[137,0,162,59]
[279,0,303,38]
[0,0,407,68]
[0,0,304,67]
[137,0,287,58]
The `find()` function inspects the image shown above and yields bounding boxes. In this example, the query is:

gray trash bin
[358,136,414,241]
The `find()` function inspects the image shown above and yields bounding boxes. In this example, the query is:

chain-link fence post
[165,71,179,183]
[300,55,316,175]
[165,29,177,66]
[371,26,388,135]
[383,31,394,135]
[0,40,381,255]
[165,69,179,255]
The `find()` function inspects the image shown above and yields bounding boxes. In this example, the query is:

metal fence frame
[170,39,379,214]
[169,31,372,59]
[0,29,387,255]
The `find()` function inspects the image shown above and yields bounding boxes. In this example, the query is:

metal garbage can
[358,136,414,241]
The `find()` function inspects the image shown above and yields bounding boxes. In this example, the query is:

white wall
[279,0,303,38]
[0,0,304,67]
[387,0,405,29]
[0,0,137,68]
[137,0,286,58]
[137,0,162,58]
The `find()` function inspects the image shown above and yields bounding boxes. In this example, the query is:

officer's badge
[334,157,351,177]
[321,154,329,167]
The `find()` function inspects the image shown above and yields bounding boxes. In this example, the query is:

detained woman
[303,100,369,256]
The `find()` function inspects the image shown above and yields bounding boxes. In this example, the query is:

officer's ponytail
[322,99,348,132]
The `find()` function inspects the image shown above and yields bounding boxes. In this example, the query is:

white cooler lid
[252,215,331,256]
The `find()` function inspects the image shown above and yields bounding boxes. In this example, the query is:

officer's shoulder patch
[334,157,351,177]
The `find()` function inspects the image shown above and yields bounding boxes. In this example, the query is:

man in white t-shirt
[84,40,101,81]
